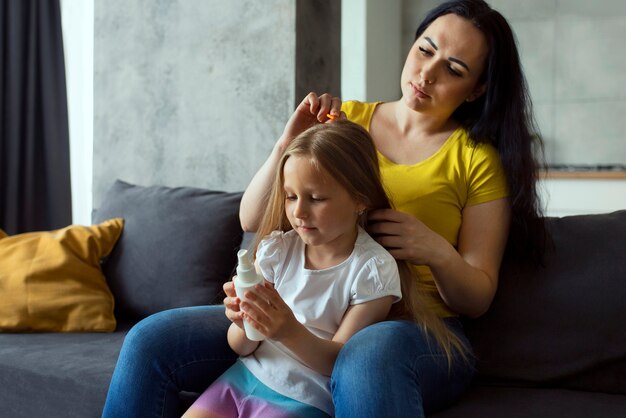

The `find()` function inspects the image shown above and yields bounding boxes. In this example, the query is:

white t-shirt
[240,226,402,415]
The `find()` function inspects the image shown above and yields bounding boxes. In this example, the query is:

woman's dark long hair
[415,0,546,264]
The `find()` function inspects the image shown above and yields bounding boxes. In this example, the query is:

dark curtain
[0,0,72,235]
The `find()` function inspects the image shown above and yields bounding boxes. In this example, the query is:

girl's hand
[367,208,450,266]
[279,92,343,149]
[223,279,244,329]
[240,282,300,341]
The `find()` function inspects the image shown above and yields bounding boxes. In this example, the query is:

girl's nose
[293,201,308,219]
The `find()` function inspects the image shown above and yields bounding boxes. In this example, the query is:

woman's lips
[410,81,430,98]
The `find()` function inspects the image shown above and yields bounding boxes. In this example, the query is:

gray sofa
[1,180,625,417]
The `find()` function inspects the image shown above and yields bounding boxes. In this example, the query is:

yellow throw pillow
[0,218,124,332]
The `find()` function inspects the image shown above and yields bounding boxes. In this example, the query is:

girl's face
[283,155,365,255]
[400,13,488,118]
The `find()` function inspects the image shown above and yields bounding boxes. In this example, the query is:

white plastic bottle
[234,249,266,341]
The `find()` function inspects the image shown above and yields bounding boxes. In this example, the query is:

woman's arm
[368,198,510,318]
[241,282,393,376]
[239,92,342,231]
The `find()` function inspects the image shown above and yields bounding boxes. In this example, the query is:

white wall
[60,0,94,225]
[341,0,402,102]
[539,178,626,217]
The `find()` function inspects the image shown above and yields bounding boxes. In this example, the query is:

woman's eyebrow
[425,36,470,72]
[449,57,470,72]
[425,36,438,50]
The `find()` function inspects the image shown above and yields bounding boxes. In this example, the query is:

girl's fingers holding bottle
[223,295,240,311]
[242,312,267,335]
[253,283,284,309]
[223,280,237,297]
[241,301,271,329]
[224,302,244,324]
[243,290,269,313]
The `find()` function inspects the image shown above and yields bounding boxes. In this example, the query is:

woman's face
[400,13,488,118]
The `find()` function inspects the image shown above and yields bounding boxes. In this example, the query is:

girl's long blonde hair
[252,120,468,366]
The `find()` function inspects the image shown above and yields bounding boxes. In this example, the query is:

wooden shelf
[539,170,626,180]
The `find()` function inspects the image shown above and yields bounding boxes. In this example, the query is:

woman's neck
[370,101,459,165]
[392,100,458,138]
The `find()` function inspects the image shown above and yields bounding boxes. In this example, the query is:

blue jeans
[102,305,237,418]
[103,308,474,417]
[331,319,475,417]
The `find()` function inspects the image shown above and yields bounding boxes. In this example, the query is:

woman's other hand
[368,200,510,318]
[367,208,450,266]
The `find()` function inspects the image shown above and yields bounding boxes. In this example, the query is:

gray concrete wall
[492,0,626,166]
[93,0,296,207]
[402,0,626,166]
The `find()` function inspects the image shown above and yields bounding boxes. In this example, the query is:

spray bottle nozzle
[237,249,253,270]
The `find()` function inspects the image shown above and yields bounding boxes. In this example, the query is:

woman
[102,1,545,416]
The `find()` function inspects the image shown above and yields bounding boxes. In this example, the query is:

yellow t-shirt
[342,100,509,317]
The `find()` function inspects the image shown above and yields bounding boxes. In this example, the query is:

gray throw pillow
[93,180,243,321]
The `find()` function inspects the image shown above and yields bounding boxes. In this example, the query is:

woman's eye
[447,66,462,77]
[311,197,326,202]
[285,195,297,201]
[418,46,432,56]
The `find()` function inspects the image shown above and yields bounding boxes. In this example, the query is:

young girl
[182,120,405,417]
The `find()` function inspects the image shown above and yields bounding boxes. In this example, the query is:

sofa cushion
[0,326,131,418]
[93,180,243,320]
[0,218,123,332]
[430,385,626,418]
[465,210,626,394]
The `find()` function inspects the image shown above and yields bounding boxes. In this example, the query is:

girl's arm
[241,282,393,376]
[239,92,342,231]
[368,198,510,318]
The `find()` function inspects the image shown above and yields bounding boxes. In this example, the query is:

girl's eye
[285,195,297,201]
[311,197,326,202]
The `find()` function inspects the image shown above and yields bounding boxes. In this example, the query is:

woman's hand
[240,282,301,342]
[279,92,343,149]
[368,200,511,317]
[367,208,451,266]
[223,280,244,329]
